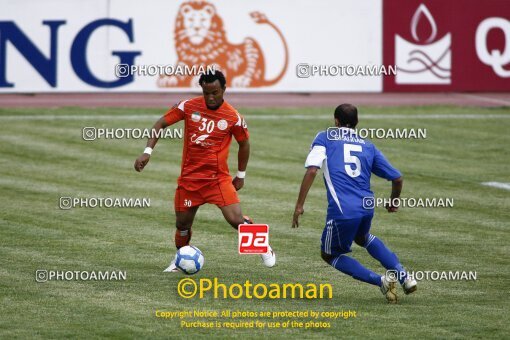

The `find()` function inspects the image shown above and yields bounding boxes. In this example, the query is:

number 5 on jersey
[344,144,362,178]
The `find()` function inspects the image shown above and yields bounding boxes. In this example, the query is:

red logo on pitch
[238,224,269,254]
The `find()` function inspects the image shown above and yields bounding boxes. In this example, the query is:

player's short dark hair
[334,104,358,128]
[199,69,226,88]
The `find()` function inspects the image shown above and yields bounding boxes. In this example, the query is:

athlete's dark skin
[134,79,250,231]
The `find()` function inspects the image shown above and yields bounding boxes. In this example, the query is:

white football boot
[241,215,276,268]
[380,275,398,304]
[260,245,276,267]
[402,276,418,295]
[163,256,180,273]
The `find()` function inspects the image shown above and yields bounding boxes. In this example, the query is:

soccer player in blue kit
[292,104,417,303]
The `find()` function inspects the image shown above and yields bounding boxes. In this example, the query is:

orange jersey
[163,96,249,190]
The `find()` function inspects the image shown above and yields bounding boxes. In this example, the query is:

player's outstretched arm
[386,176,403,213]
[292,166,319,228]
[232,139,250,191]
[134,116,170,172]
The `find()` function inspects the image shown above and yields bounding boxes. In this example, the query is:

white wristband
[144,147,153,155]
[236,171,246,179]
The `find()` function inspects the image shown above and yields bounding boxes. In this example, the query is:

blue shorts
[321,215,373,256]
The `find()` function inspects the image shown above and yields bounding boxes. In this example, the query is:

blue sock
[365,234,407,284]
[331,255,382,287]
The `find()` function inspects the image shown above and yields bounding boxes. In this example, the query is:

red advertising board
[383,0,510,91]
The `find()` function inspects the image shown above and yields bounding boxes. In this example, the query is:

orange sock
[175,229,192,249]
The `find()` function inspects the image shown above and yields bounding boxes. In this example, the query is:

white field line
[481,182,510,190]
[458,93,510,106]
[0,114,510,121]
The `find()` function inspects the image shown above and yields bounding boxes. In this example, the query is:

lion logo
[157,0,289,88]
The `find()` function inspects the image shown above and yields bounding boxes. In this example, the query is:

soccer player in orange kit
[134,70,275,271]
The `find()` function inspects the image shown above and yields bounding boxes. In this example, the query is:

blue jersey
[305,128,401,220]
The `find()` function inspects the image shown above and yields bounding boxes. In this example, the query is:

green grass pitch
[1,105,509,338]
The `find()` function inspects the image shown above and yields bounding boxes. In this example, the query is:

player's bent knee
[321,252,333,264]
[354,235,367,247]
[175,208,198,231]
[176,223,192,231]
[175,219,193,231]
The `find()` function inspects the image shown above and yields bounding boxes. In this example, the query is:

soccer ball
[175,245,204,275]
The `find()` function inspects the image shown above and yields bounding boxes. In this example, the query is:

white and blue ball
[175,245,204,275]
